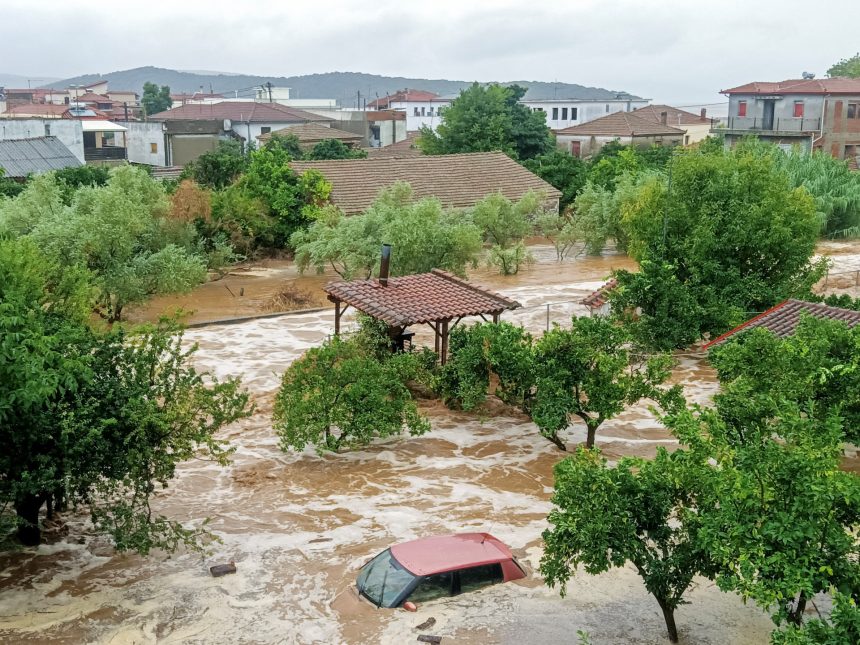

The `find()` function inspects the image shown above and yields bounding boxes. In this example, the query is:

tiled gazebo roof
[704,299,860,348]
[324,269,520,327]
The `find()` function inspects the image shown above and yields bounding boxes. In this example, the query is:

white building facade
[520,98,650,130]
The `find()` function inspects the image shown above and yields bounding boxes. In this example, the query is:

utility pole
[266,81,273,103]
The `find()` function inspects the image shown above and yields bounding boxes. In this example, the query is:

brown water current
[2,243,855,644]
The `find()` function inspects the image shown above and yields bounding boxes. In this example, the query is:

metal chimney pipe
[660,111,668,125]
[700,108,707,119]
[379,244,391,286]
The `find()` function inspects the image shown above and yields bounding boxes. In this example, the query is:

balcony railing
[724,116,821,133]
[84,147,127,162]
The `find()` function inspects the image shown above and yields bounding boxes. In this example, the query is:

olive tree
[472,191,541,275]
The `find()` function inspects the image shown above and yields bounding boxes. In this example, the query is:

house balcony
[718,116,821,136]
[84,146,127,162]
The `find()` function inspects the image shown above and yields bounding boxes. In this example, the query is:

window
[44,123,51,136]
[605,104,610,112]
[737,100,747,117]
[421,107,426,116]
[409,572,453,603]
[260,126,271,134]
[459,564,503,594]
[794,101,804,118]
[848,103,859,119]
[562,107,568,120]
[414,107,420,116]
[552,107,559,120]
[150,142,158,154]
[571,107,578,120]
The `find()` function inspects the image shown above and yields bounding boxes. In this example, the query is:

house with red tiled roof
[367,89,452,133]
[633,104,713,145]
[554,111,684,158]
[149,101,334,165]
[718,77,860,162]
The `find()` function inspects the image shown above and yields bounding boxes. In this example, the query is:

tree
[827,53,860,78]
[0,239,252,548]
[291,182,483,279]
[616,144,825,348]
[473,191,541,275]
[305,139,368,160]
[522,149,588,210]
[0,167,25,198]
[272,337,430,454]
[530,316,681,450]
[263,132,303,159]
[238,143,331,246]
[770,592,860,644]
[541,447,714,643]
[0,166,210,322]
[417,83,553,160]
[187,140,247,190]
[142,82,172,116]
[709,315,860,445]
[534,210,579,261]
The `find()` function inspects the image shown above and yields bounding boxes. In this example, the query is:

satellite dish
[223,118,232,130]
[802,71,815,80]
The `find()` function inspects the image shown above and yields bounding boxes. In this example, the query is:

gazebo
[323,251,520,364]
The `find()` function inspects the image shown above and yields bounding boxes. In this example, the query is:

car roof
[390,533,514,576]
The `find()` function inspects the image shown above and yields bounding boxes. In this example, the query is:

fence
[821,269,860,290]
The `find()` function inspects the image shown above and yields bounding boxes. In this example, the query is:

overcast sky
[1,0,857,104]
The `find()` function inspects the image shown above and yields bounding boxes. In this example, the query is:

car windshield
[356,549,418,608]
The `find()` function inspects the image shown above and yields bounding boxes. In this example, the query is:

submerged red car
[356,533,526,608]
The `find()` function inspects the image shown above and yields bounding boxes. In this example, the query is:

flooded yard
[2,242,857,644]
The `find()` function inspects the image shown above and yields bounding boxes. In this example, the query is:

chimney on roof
[379,244,391,287]
[701,108,707,119]
[660,111,668,125]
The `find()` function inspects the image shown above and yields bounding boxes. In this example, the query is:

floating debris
[209,561,237,577]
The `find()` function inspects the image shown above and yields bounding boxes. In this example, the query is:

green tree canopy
[142,82,172,116]
[290,182,483,279]
[472,190,543,274]
[305,138,368,160]
[614,145,825,348]
[417,83,553,160]
[522,149,588,210]
[187,140,248,190]
[827,53,860,78]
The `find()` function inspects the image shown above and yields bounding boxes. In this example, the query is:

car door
[408,571,454,603]
[456,563,503,594]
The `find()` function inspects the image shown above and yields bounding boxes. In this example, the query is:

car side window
[408,572,453,603]
[458,563,503,594]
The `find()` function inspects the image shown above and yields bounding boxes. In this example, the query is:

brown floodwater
[2,242,856,644]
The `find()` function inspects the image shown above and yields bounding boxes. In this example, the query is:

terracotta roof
[555,111,685,137]
[704,299,860,348]
[324,269,521,326]
[633,104,710,126]
[721,78,860,95]
[75,92,112,103]
[290,152,561,214]
[581,278,618,308]
[257,122,362,144]
[149,101,333,123]
[4,104,69,117]
[368,89,441,109]
[365,131,422,158]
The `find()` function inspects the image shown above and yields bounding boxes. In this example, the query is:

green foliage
[572,172,652,255]
[0,168,25,198]
[615,145,825,348]
[210,184,274,254]
[709,315,860,445]
[770,593,860,644]
[417,82,553,160]
[827,53,860,78]
[534,210,579,261]
[141,81,172,116]
[305,138,368,160]
[473,191,541,274]
[541,447,713,643]
[263,133,303,159]
[239,144,331,246]
[52,165,110,203]
[187,140,248,190]
[0,166,209,321]
[0,239,252,549]
[530,316,681,449]
[522,149,587,209]
[291,182,483,279]
[586,142,672,190]
[272,336,430,454]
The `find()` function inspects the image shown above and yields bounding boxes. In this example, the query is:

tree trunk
[586,424,597,450]
[14,494,44,546]
[789,591,807,626]
[656,597,679,643]
[544,431,567,451]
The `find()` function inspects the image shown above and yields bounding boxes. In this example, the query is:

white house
[368,89,452,132]
[520,97,650,130]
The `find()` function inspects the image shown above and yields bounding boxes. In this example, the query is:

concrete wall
[521,99,650,130]
[726,94,825,133]
[822,97,860,159]
[556,133,683,158]
[0,118,84,162]
[230,121,313,146]
[386,100,451,132]
[120,121,167,166]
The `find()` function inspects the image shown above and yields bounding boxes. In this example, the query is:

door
[83,131,96,148]
[570,140,582,157]
[762,100,775,130]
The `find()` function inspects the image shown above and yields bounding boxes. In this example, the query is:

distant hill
[44,66,642,104]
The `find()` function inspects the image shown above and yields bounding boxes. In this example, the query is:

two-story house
[367,89,452,132]
[520,96,650,130]
[718,78,860,162]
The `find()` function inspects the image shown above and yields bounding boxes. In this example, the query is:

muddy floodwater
[2,243,858,644]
